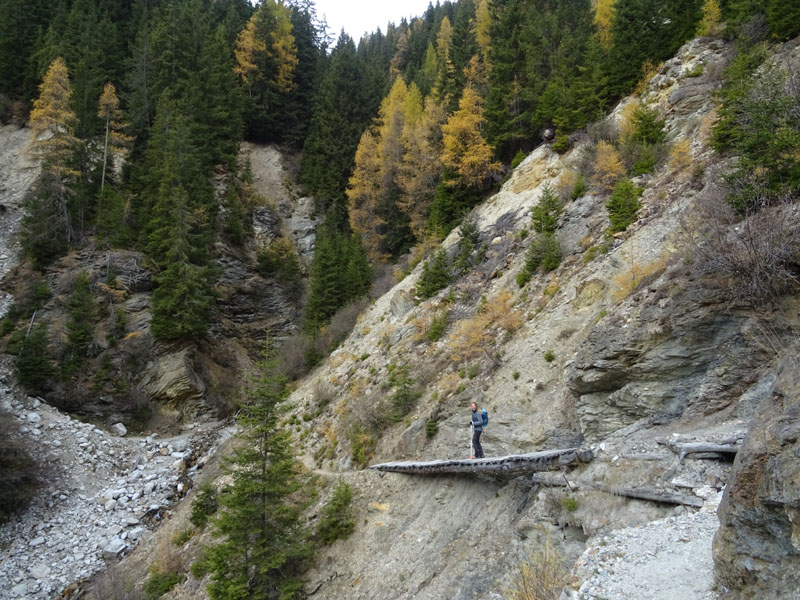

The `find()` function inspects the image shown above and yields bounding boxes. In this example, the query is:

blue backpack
[481,408,489,427]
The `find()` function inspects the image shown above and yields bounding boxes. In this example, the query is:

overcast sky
[313,0,434,42]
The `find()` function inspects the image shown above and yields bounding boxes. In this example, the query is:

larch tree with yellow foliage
[348,77,418,261]
[234,0,298,140]
[97,82,131,192]
[23,57,80,266]
[441,85,500,190]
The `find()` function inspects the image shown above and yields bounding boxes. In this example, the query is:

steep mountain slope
[257,36,798,599]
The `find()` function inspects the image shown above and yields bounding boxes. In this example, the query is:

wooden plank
[369,448,593,476]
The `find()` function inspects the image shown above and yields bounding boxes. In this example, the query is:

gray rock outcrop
[713,356,800,599]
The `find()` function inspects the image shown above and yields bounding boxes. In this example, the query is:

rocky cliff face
[713,355,800,599]
[0,137,309,427]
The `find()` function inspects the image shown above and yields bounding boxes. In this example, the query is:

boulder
[101,538,127,560]
[713,357,800,598]
[111,422,127,437]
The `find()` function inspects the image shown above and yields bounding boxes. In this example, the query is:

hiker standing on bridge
[469,401,485,459]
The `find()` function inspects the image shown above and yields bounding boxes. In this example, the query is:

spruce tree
[205,341,310,600]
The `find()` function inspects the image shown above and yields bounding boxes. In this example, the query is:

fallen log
[591,484,704,507]
[667,442,741,463]
[528,475,705,507]
[369,448,593,476]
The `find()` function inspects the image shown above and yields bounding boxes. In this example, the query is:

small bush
[144,570,182,600]
[525,233,562,274]
[0,410,38,521]
[505,531,568,600]
[425,420,439,437]
[570,173,587,201]
[172,528,194,546]
[561,496,579,512]
[417,249,451,299]
[592,141,625,192]
[552,132,570,154]
[512,371,520,380]
[317,480,355,545]
[511,150,527,169]
[582,242,611,264]
[543,350,556,362]
[257,237,303,299]
[189,483,218,528]
[348,424,375,468]
[15,323,55,393]
[428,310,449,341]
[516,270,532,288]
[605,179,643,234]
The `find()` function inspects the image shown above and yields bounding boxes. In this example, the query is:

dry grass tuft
[505,530,568,600]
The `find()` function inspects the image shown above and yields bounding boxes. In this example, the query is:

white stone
[111,422,127,437]
[30,537,45,547]
[104,499,117,512]
[30,563,51,579]
[26,412,41,424]
[11,583,27,597]
[101,538,127,560]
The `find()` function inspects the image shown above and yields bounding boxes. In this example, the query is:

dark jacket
[470,409,483,432]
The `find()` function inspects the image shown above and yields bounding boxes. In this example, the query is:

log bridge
[369,447,594,476]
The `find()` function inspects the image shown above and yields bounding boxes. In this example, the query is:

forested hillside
[1,0,800,598]
[0,0,796,364]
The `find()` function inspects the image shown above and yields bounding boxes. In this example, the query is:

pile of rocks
[0,384,229,599]
[565,493,723,600]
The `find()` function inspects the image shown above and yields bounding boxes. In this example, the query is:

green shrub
[189,483,218,528]
[561,496,579,512]
[425,420,439,437]
[531,184,563,235]
[631,146,656,175]
[317,480,355,545]
[516,269,532,288]
[428,310,449,341]
[417,249,451,299]
[144,570,182,600]
[172,528,194,546]
[630,105,666,146]
[543,350,556,362]
[552,132,570,154]
[526,233,562,273]
[582,242,611,264]
[511,149,527,169]
[513,371,520,380]
[570,174,588,201]
[348,424,375,469]
[0,410,38,522]
[15,324,54,393]
[605,179,643,233]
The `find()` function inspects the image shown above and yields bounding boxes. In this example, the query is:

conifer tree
[205,341,310,600]
[97,82,131,192]
[441,85,499,189]
[24,57,80,265]
[63,271,95,375]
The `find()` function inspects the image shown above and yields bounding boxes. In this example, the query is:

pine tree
[205,341,310,600]
[63,271,95,376]
[149,185,216,341]
[301,34,377,215]
[15,323,54,394]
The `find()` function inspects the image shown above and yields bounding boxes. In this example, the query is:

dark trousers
[472,429,484,458]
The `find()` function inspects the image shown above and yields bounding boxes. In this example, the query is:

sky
[313,0,434,42]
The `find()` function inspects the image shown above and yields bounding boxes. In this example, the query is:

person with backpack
[469,401,487,458]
